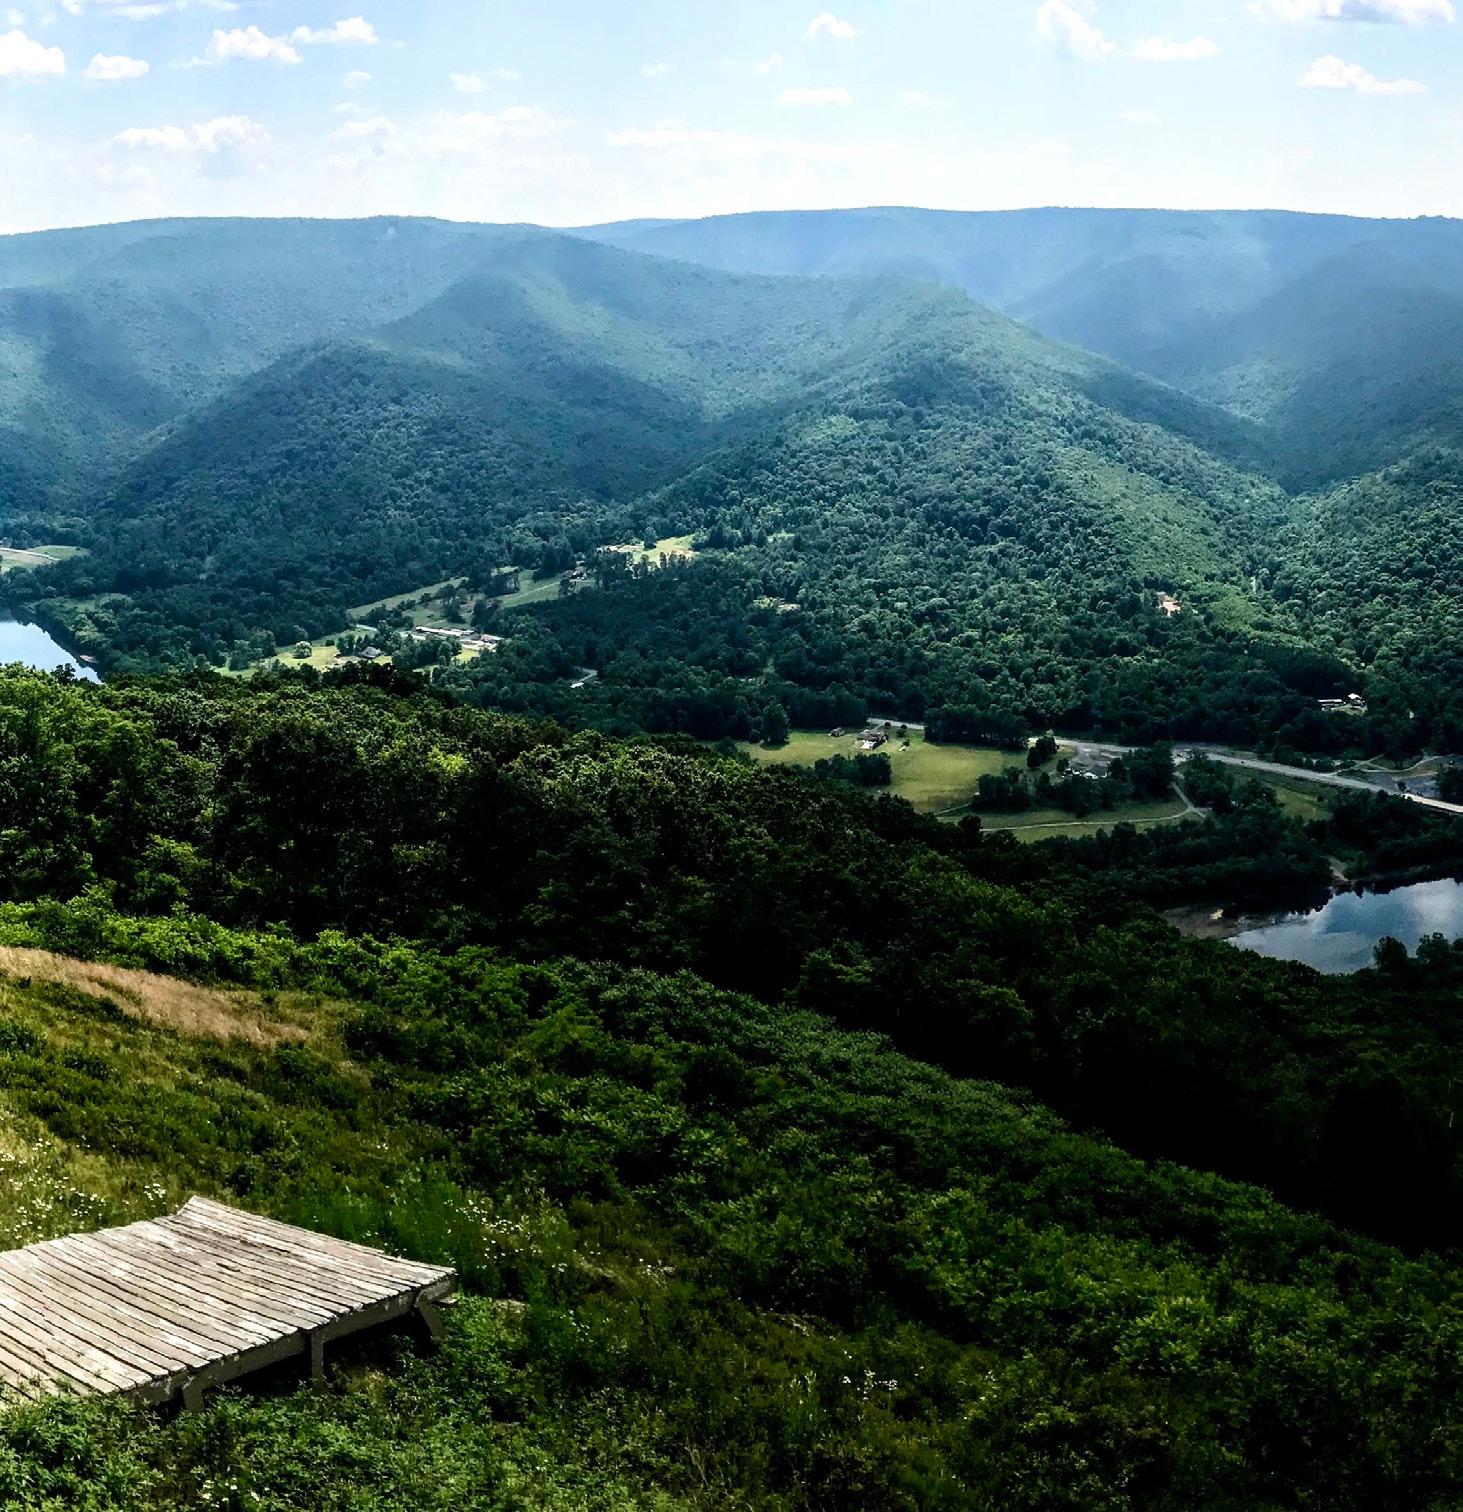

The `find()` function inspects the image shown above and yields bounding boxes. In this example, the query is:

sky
[0,0,1459,234]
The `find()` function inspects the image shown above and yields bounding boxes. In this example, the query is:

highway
[1069,741,1463,819]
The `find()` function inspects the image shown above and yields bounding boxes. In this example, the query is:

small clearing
[0,948,308,1048]
[742,730,1046,814]
[0,545,83,574]
[978,797,1190,842]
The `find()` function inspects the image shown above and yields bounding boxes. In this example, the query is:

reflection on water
[0,619,100,682]
[1228,876,1463,974]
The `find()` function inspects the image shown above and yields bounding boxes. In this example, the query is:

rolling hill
[5,225,1298,712]
[577,205,1463,488]
[0,210,1456,753]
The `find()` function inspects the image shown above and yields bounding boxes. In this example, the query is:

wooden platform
[0,1197,455,1407]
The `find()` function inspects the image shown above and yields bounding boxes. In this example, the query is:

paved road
[1185,750,1463,817]
[1069,740,1463,819]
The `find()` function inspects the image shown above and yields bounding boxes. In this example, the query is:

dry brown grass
[0,948,308,1048]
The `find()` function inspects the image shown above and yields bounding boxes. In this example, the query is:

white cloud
[450,71,483,93]
[63,0,241,13]
[206,26,301,64]
[4,10,24,25]
[1036,0,1116,58]
[330,113,395,142]
[894,88,951,110]
[0,28,63,76]
[642,60,670,78]
[720,52,783,75]
[62,0,165,16]
[1252,0,1452,21]
[419,105,571,155]
[607,118,857,166]
[779,84,851,106]
[1117,107,1161,124]
[84,52,149,80]
[1130,35,1220,60]
[1299,51,1426,88]
[95,161,158,190]
[333,100,364,114]
[1038,3,1218,61]
[115,114,269,152]
[343,68,371,89]
[805,11,859,40]
[291,17,378,46]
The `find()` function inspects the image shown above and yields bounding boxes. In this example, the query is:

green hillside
[0,209,1457,760]
[1274,449,1463,749]
[578,206,1463,488]
[0,217,530,511]
[7,230,1316,748]
[0,667,1459,1507]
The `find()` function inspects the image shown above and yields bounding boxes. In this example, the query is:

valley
[0,206,1461,1509]
[0,212,1455,759]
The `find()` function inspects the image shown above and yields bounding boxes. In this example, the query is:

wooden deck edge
[164,1277,458,1409]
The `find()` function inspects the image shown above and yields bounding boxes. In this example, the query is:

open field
[496,574,568,610]
[222,635,391,678]
[1258,774,1334,822]
[606,533,698,567]
[979,797,1191,842]
[350,579,465,620]
[339,536,696,634]
[741,730,1042,814]
[0,544,83,574]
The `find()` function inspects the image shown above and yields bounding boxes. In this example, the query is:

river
[0,618,100,682]
[1226,876,1463,973]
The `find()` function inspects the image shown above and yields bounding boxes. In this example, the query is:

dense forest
[0,210,1461,1504]
[1,215,1459,756]
[0,664,1459,1507]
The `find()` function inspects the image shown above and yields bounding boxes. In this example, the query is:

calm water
[1228,876,1463,973]
[0,618,99,682]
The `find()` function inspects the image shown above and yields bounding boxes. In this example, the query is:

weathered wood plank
[9,1250,210,1375]
[24,1242,258,1360]
[139,1220,385,1313]
[0,1199,457,1409]
[175,1200,450,1286]
[171,1202,445,1291]
[90,1226,326,1332]
[42,1235,286,1349]
[103,1225,351,1324]
[0,1259,182,1381]
[0,1297,137,1394]
[183,1197,450,1281]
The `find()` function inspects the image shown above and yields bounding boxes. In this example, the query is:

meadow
[740,730,1035,813]
[0,545,82,575]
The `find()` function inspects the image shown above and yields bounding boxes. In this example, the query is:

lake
[1227,876,1463,973]
[0,618,100,682]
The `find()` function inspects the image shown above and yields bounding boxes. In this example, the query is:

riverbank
[1168,871,1463,972]
[0,616,101,682]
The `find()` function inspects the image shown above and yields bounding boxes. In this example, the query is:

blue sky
[0,1,1458,233]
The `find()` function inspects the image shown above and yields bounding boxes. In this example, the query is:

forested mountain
[579,205,1463,488]
[0,209,1459,1507]
[0,211,1459,754]
[0,217,521,516]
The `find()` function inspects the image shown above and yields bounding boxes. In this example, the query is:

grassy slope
[741,730,1033,812]
[0,926,1460,1509]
